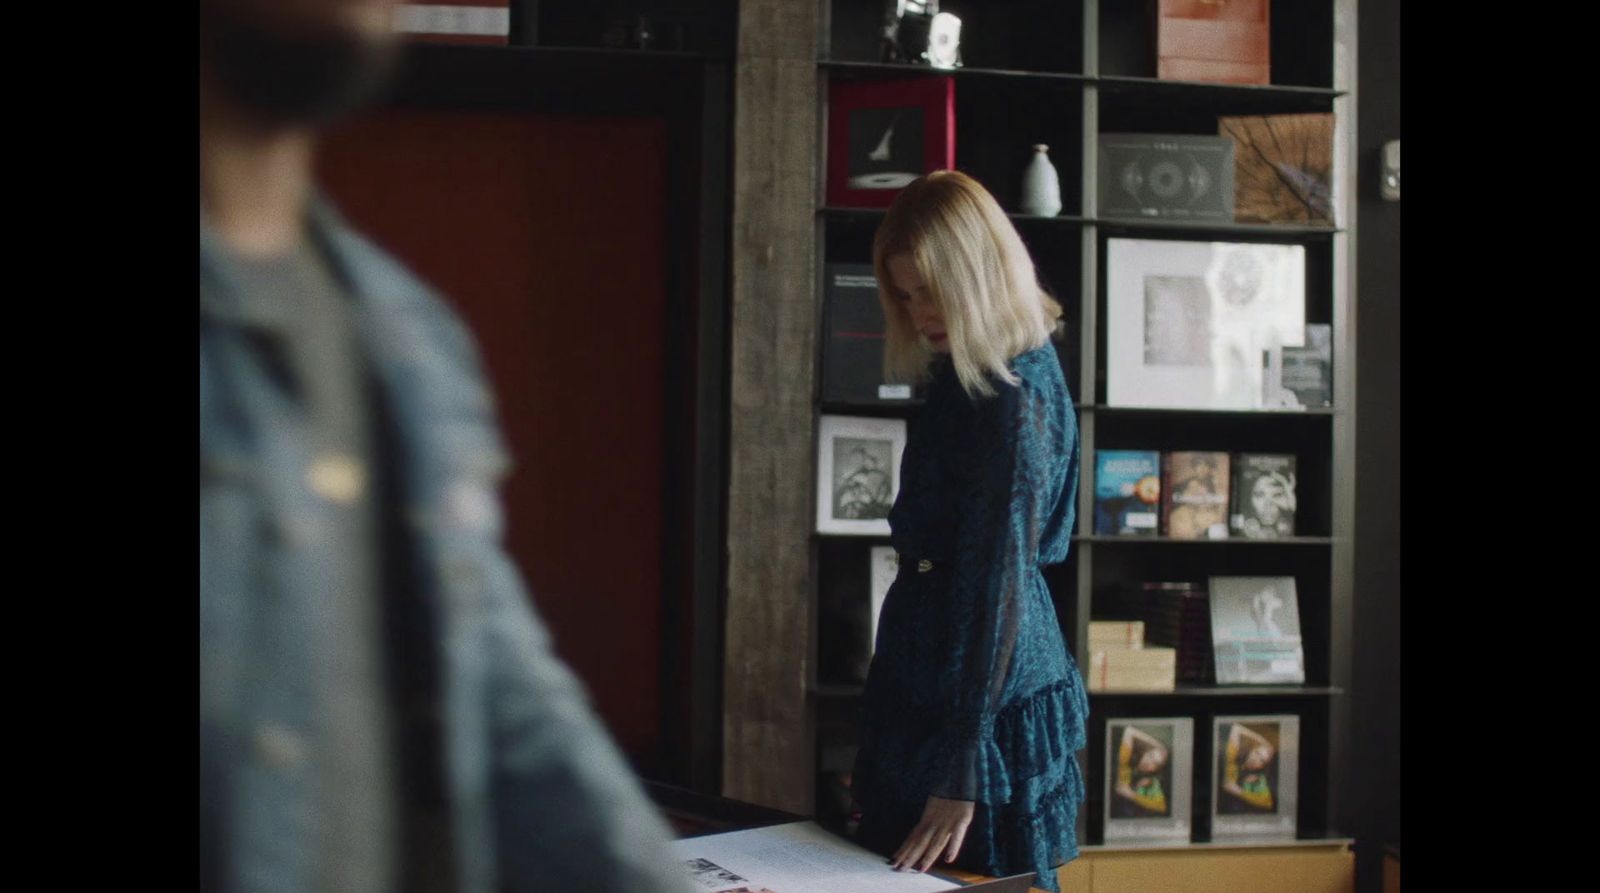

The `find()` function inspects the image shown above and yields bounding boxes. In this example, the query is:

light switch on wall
[1381,139,1400,201]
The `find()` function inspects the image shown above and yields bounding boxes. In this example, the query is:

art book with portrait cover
[1229,453,1297,538]
[1284,323,1333,407]
[1208,576,1304,685]
[1094,450,1162,536]
[1104,717,1194,845]
[1210,715,1300,842]
[1263,324,1332,409]
[1162,451,1231,539]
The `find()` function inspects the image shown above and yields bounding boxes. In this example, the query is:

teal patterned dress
[853,344,1088,891]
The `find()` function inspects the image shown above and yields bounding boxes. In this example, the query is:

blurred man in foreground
[200,2,693,890]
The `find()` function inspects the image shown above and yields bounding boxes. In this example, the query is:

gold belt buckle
[917,559,933,573]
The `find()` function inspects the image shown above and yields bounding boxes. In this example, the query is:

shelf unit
[807,0,1356,854]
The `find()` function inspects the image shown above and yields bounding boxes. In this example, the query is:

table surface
[939,866,1050,892]
[646,782,1050,892]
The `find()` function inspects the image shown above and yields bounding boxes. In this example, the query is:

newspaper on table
[673,821,962,893]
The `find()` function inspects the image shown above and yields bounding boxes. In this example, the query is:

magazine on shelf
[1210,715,1300,842]
[1104,717,1194,845]
[1208,576,1305,685]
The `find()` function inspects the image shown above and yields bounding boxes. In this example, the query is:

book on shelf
[1104,717,1194,845]
[1210,714,1300,842]
[1088,646,1176,692]
[393,1,511,45]
[1208,576,1305,685]
[816,546,900,686]
[1229,453,1298,539]
[822,263,917,405]
[1264,323,1332,409]
[816,567,869,686]
[1287,323,1333,407]
[1162,451,1231,539]
[1140,582,1214,685]
[1094,450,1162,536]
[868,546,897,661]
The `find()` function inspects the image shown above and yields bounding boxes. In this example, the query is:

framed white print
[1106,238,1306,410]
[816,415,906,535]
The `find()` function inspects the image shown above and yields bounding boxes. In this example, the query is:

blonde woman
[851,171,1088,891]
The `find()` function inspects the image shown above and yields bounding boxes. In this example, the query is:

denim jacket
[200,200,691,893]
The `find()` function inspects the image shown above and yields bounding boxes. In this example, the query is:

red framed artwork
[826,76,956,208]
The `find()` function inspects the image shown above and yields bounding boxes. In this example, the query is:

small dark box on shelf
[1098,134,1235,222]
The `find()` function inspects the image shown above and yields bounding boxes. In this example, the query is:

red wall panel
[318,110,669,761]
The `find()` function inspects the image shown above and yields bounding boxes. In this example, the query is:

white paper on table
[672,821,962,893]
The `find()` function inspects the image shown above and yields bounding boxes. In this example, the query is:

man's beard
[201,6,400,128]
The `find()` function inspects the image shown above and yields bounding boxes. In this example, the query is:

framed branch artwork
[1219,113,1336,226]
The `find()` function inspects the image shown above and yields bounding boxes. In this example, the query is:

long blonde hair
[873,170,1062,399]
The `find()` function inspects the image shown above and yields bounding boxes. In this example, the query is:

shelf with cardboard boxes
[805,1,1355,859]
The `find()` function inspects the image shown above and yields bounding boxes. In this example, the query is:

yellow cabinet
[1055,842,1354,893]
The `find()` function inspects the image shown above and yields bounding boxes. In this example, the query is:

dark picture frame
[826,76,956,208]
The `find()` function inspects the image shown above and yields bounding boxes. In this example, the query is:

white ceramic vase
[1020,143,1063,217]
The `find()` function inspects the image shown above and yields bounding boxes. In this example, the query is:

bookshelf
[804,0,1357,858]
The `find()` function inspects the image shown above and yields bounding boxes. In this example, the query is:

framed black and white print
[827,76,956,208]
[815,415,906,535]
[1106,238,1306,410]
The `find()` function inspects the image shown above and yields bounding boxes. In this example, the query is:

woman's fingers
[892,838,916,871]
[893,822,936,871]
[942,821,969,864]
[890,824,917,868]
[917,830,952,872]
[893,798,976,872]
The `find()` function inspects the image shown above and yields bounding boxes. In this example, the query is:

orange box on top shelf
[1157,0,1270,85]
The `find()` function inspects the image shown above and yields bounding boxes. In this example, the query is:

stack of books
[1086,620,1176,693]
[1140,582,1215,685]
